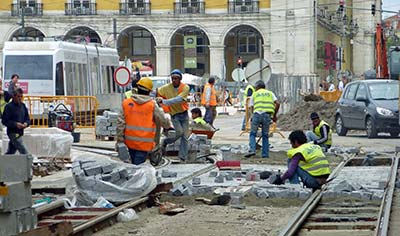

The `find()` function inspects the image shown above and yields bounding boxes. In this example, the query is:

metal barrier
[23,96,99,128]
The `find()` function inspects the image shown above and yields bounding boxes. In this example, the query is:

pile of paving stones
[165,132,212,155]
[95,111,119,137]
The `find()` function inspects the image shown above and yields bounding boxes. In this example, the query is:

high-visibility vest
[124,90,132,99]
[122,98,156,152]
[313,120,332,145]
[243,85,255,100]
[194,117,207,125]
[287,143,331,177]
[252,89,275,115]
[158,83,189,114]
[201,83,217,106]
[0,96,8,116]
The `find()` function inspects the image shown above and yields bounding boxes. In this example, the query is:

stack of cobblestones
[165,131,212,154]
[95,111,119,137]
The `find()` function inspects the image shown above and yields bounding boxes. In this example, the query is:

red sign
[4,81,29,94]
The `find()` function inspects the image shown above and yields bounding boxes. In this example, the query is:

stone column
[208,45,225,79]
[155,45,171,76]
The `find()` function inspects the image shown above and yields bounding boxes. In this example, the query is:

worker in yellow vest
[270,130,331,190]
[241,84,255,130]
[117,77,170,165]
[306,112,332,152]
[156,69,190,162]
[190,107,215,131]
[201,77,217,127]
[244,80,280,158]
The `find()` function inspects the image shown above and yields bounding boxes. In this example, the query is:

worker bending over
[306,112,332,152]
[271,130,331,190]
[117,77,170,165]
[190,108,215,131]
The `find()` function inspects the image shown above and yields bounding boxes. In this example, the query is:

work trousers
[305,131,331,152]
[249,112,271,158]
[6,133,28,155]
[164,111,189,161]
[128,149,148,165]
[204,106,217,126]
[287,159,322,190]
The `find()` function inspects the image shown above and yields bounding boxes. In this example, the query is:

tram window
[4,55,52,81]
[65,62,74,95]
[111,66,117,93]
[55,62,65,95]
[101,66,108,93]
[81,64,88,95]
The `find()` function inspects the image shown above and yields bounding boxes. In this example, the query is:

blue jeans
[287,159,322,189]
[6,133,28,155]
[204,106,217,125]
[128,149,148,165]
[305,131,330,152]
[164,111,189,160]
[249,112,271,158]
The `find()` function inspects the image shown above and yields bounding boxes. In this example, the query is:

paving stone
[195,186,213,194]
[83,165,102,176]
[110,171,120,183]
[157,176,162,184]
[171,185,184,196]
[101,174,112,182]
[256,190,269,198]
[209,171,218,177]
[322,191,337,198]
[119,168,129,179]
[225,174,234,181]
[101,164,113,174]
[371,191,384,201]
[215,175,225,183]
[192,177,201,185]
[350,191,363,198]
[161,170,178,178]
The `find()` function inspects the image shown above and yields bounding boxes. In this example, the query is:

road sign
[231,68,246,82]
[114,66,131,87]
[245,58,271,87]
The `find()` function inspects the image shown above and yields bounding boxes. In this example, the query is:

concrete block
[233,171,243,178]
[0,155,33,182]
[350,191,363,199]
[378,181,386,189]
[371,191,384,201]
[119,168,129,179]
[256,190,270,198]
[192,177,201,185]
[225,174,234,181]
[101,164,113,174]
[157,176,162,184]
[214,175,224,183]
[110,171,120,183]
[116,143,130,162]
[0,208,37,235]
[209,171,218,177]
[0,182,32,212]
[161,170,177,178]
[171,185,184,196]
[195,186,213,194]
[101,174,112,182]
[83,165,102,176]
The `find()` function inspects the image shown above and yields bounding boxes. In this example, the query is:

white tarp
[182,73,203,86]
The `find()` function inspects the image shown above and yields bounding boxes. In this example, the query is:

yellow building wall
[0,0,12,10]
[260,0,270,9]
[97,0,119,10]
[42,0,64,11]
[152,0,175,10]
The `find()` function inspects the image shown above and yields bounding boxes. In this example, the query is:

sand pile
[278,101,338,131]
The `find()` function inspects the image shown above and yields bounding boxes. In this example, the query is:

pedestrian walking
[2,88,30,154]
[244,80,280,158]
[224,89,233,106]
[201,77,218,127]
[8,74,19,96]
[156,69,190,162]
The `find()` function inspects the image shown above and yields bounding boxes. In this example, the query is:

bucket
[71,132,81,143]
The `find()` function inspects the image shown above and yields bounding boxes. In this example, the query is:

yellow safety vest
[287,143,331,177]
[314,120,332,146]
[194,117,207,125]
[243,85,255,99]
[252,89,275,115]
[0,96,7,116]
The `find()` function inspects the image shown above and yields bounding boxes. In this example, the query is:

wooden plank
[18,222,73,236]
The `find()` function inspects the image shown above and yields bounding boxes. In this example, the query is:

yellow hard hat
[137,77,153,91]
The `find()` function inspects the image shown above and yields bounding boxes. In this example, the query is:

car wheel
[390,132,399,137]
[366,117,377,138]
[335,115,348,136]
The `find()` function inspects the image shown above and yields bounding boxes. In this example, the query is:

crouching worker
[117,77,170,165]
[190,108,215,131]
[270,130,331,190]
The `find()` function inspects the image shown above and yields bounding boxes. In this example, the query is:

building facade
[0,0,380,111]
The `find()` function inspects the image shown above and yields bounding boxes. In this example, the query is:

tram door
[55,62,65,95]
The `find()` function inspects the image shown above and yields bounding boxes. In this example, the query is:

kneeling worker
[117,77,170,165]
[190,107,215,131]
[306,112,332,151]
[271,130,331,190]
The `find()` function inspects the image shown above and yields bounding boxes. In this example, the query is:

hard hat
[137,77,153,91]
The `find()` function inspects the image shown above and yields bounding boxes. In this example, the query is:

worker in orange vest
[156,69,190,162]
[201,76,218,127]
[117,77,170,165]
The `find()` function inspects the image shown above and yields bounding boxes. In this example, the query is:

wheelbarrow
[191,129,216,139]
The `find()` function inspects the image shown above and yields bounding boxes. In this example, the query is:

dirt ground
[94,194,302,236]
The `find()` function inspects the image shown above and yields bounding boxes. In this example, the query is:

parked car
[335,79,399,138]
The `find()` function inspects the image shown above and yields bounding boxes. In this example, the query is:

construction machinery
[375,23,400,80]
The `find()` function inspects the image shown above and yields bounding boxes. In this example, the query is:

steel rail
[375,156,399,236]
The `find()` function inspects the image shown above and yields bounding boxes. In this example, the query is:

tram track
[279,155,399,236]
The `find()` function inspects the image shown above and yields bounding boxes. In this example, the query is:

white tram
[2,41,120,109]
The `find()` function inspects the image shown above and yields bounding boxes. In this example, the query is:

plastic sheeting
[72,156,157,203]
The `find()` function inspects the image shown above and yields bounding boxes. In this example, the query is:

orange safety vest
[158,83,189,113]
[123,98,156,152]
[201,83,217,106]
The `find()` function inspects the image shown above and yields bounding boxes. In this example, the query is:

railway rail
[279,155,399,236]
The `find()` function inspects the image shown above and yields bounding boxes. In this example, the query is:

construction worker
[241,83,255,130]
[124,76,140,98]
[201,76,217,127]
[270,130,331,190]
[245,80,280,158]
[117,77,170,165]
[190,107,215,131]
[306,112,332,152]
[156,69,190,162]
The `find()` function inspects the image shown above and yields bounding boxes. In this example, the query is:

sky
[382,0,400,18]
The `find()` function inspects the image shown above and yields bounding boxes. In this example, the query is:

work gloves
[269,174,283,185]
